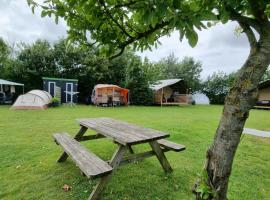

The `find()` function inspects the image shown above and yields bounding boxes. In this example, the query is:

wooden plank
[149,141,173,173]
[88,145,127,200]
[120,150,156,166]
[77,134,105,141]
[57,126,88,162]
[158,139,186,152]
[77,118,169,145]
[100,118,167,140]
[54,133,113,178]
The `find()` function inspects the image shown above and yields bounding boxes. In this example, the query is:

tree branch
[114,0,144,8]
[109,20,170,59]
[109,46,126,60]
[228,9,260,33]
[248,0,267,22]
[98,0,134,38]
[239,22,258,49]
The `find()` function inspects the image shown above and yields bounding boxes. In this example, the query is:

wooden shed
[150,79,190,106]
[256,80,270,108]
[91,84,129,106]
[42,77,78,104]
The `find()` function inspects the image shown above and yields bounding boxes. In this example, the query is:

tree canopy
[202,71,236,104]
[157,54,202,91]
[28,0,270,58]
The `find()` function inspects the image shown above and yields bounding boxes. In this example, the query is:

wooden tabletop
[77,118,169,145]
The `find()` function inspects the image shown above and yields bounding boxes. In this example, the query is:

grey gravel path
[243,128,270,138]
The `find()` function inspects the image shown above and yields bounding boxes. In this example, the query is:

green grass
[0,105,269,200]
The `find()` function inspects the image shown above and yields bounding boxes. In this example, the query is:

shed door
[48,82,56,97]
[66,83,73,103]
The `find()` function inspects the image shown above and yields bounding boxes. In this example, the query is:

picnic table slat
[158,139,186,152]
[54,133,113,178]
[78,118,169,145]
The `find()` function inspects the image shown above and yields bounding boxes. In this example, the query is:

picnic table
[53,118,186,200]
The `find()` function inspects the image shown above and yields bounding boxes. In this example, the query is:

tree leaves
[186,28,199,47]
[27,0,265,57]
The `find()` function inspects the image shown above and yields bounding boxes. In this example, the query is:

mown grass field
[0,105,269,200]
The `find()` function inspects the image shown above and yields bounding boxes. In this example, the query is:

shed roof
[149,79,182,91]
[42,77,78,82]
[259,79,270,89]
[0,79,24,86]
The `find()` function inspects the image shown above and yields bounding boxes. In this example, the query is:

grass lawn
[0,105,269,200]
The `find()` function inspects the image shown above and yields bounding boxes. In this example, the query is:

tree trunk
[194,24,270,200]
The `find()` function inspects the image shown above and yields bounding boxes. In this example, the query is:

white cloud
[0,1,251,78]
[138,22,250,78]
[0,0,67,44]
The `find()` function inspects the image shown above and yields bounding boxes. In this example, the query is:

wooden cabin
[91,84,129,106]
[150,79,191,106]
[255,80,270,109]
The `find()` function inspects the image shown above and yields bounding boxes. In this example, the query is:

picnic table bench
[53,118,186,200]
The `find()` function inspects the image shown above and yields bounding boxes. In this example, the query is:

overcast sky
[0,0,251,78]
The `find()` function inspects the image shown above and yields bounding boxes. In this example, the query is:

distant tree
[0,38,10,62]
[125,56,153,105]
[158,54,203,91]
[53,39,86,78]
[17,40,56,90]
[203,71,236,104]
[141,57,164,84]
[0,38,11,77]
[262,68,270,81]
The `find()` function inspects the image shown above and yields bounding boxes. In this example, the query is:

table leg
[149,141,173,173]
[127,145,134,154]
[57,126,88,162]
[88,145,127,200]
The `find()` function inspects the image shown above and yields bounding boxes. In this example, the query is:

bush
[50,97,60,107]
[125,57,154,105]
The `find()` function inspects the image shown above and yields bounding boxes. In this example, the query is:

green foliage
[27,0,219,57]
[0,37,10,62]
[0,37,11,75]
[16,40,56,90]
[0,38,156,104]
[195,170,217,200]
[202,71,236,104]
[51,97,60,103]
[141,57,164,84]
[262,68,270,81]
[157,54,203,91]
[125,56,154,105]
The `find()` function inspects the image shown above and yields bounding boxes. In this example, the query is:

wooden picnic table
[53,118,186,200]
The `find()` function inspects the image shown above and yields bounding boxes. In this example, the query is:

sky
[0,0,251,78]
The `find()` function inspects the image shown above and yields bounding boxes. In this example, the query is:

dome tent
[11,90,52,110]
[192,92,210,105]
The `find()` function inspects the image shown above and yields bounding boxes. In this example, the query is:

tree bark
[194,23,270,200]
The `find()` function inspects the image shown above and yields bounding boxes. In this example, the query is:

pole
[113,87,115,107]
[160,88,163,106]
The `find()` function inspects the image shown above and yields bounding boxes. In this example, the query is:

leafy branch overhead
[27,0,219,57]
[27,0,270,58]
